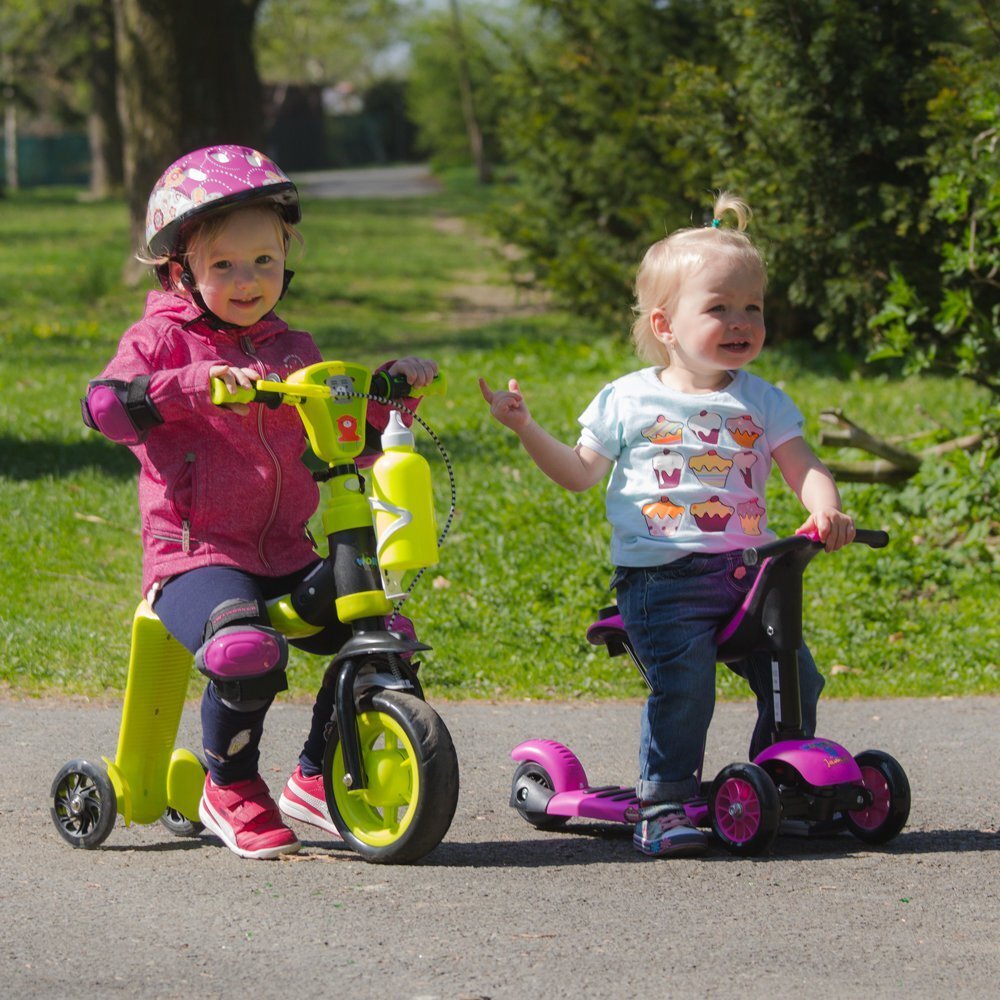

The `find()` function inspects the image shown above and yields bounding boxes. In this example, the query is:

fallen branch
[819,411,921,472]
[818,409,983,484]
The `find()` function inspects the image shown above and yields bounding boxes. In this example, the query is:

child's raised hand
[479,377,532,433]
[389,356,439,390]
[799,508,856,552]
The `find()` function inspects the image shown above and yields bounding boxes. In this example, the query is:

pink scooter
[509,530,911,855]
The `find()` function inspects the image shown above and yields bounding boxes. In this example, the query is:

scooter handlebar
[743,528,890,566]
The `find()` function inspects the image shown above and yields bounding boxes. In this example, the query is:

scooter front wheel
[50,759,117,849]
[845,749,910,844]
[709,762,780,856]
[323,690,459,864]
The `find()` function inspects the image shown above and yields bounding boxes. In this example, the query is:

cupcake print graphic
[642,497,685,537]
[687,450,733,490]
[690,496,734,533]
[737,498,765,536]
[726,415,764,449]
[641,415,683,446]
[688,410,722,445]
[652,449,683,490]
[732,451,758,489]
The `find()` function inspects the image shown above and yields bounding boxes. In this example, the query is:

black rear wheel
[510,760,568,829]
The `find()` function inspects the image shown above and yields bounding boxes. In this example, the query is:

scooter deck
[546,785,712,829]
[547,785,640,823]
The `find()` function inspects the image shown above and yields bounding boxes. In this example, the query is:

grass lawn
[0,174,997,702]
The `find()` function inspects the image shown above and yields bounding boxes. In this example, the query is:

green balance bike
[50,360,459,863]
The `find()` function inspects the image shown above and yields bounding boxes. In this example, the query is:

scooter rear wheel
[50,759,117,849]
[709,762,780,856]
[323,690,459,864]
[845,749,910,844]
[511,760,570,830]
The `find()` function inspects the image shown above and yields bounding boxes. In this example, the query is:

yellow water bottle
[370,410,439,598]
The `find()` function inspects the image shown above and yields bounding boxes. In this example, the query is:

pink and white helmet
[145,145,300,258]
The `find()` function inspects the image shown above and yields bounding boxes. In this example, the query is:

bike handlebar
[742,528,889,566]
[210,370,446,407]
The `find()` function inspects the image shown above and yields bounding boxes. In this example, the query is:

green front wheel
[322,690,459,864]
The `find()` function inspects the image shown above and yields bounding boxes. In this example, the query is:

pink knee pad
[196,625,289,702]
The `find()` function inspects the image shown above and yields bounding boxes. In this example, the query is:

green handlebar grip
[210,378,256,405]
[420,373,447,397]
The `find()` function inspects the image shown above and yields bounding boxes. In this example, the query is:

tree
[724,0,953,344]
[869,8,999,400]
[491,0,730,326]
[255,0,405,86]
[112,0,264,277]
[82,0,123,198]
[0,0,122,196]
[406,4,507,173]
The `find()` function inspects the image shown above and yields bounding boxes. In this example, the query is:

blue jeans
[614,550,825,803]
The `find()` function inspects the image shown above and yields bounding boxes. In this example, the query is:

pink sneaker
[278,766,343,839]
[199,774,301,859]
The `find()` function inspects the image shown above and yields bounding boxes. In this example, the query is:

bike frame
[211,360,440,791]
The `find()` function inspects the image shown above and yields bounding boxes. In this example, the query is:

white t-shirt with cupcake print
[578,367,804,567]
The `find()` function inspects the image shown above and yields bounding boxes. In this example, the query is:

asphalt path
[3,695,998,999]
[292,164,442,200]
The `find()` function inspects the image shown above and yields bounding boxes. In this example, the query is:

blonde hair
[631,192,766,365]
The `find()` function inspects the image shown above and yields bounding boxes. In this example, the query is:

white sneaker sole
[278,787,344,840]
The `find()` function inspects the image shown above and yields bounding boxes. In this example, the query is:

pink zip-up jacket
[92,290,365,595]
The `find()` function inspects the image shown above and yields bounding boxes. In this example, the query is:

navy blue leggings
[154,564,351,785]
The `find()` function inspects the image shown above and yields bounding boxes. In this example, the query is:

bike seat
[587,605,628,655]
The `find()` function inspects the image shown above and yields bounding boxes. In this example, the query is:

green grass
[1,176,997,702]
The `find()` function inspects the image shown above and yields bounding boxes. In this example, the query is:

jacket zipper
[241,334,281,570]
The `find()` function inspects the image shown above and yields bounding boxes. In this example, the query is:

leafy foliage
[724,0,951,345]
[868,35,999,397]
[485,0,993,383]
[490,0,728,330]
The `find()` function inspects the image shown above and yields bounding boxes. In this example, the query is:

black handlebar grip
[854,529,889,548]
[369,370,414,400]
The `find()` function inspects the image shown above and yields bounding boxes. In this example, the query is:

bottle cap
[381,409,414,450]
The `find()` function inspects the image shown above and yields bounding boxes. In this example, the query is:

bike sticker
[337,414,362,442]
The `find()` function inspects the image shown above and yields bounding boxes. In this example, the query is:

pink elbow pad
[86,385,142,444]
[82,377,163,445]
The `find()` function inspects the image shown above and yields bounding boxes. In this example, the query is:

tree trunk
[112,0,264,282]
[87,1,123,199]
[448,0,492,184]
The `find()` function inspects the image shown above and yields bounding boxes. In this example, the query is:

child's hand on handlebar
[479,377,533,433]
[388,356,439,390]
[799,507,855,552]
[209,364,258,414]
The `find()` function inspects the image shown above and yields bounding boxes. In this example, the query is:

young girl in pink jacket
[83,145,437,859]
